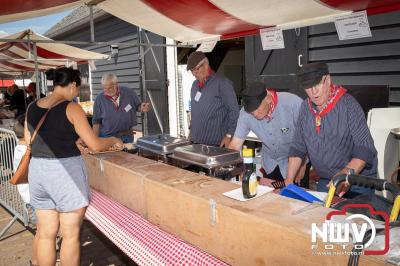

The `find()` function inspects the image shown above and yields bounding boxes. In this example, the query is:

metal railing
[0,128,29,239]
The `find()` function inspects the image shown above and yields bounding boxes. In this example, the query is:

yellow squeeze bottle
[242,148,258,199]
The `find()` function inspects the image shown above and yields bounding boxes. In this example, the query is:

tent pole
[32,41,40,100]
[27,34,31,59]
[22,76,27,110]
[139,27,148,135]
[0,38,194,48]
[89,5,95,42]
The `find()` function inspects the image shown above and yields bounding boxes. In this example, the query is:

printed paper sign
[334,11,372,40]
[196,40,218,53]
[260,27,285,50]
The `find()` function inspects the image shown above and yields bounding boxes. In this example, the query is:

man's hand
[259,178,274,187]
[294,162,307,185]
[110,137,124,151]
[139,102,151,113]
[326,180,350,197]
[285,177,294,187]
[219,135,232,148]
[327,167,352,197]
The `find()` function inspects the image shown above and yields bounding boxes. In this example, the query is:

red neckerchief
[198,69,214,89]
[308,84,347,134]
[104,87,120,110]
[265,89,278,121]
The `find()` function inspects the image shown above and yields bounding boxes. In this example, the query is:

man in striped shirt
[92,74,150,143]
[286,62,377,197]
[187,51,239,147]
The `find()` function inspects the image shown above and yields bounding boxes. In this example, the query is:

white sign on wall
[334,11,372,40]
[259,27,285,50]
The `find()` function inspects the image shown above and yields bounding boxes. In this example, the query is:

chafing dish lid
[169,144,241,168]
[136,134,191,154]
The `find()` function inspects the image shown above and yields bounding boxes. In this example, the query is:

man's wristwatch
[225,134,232,138]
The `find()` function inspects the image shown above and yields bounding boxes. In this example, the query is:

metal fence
[0,128,29,239]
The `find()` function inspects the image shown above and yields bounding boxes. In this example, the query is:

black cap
[242,81,268,113]
[296,62,329,89]
[187,51,206,71]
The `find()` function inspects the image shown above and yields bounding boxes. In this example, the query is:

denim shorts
[28,156,90,212]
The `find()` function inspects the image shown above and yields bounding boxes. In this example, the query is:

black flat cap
[242,81,268,113]
[187,51,206,71]
[297,62,329,89]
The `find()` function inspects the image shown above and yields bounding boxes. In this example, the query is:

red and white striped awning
[0,1,400,44]
[0,30,108,75]
[0,0,83,24]
[97,0,400,43]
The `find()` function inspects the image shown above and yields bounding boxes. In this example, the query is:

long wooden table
[84,152,385,265]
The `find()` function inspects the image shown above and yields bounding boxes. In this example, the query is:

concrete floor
[0,206,137,266]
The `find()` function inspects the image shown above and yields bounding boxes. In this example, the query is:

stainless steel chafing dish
[168,144,243,178]
[136,134,191,162]
[391,128,400,139]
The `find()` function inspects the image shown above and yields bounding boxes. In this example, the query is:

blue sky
[0,9,73,37]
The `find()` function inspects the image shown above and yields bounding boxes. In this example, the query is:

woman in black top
[25,67,123,266]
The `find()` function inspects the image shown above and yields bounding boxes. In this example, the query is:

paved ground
[0,206,137,266]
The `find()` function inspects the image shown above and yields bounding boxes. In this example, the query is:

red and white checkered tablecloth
[85,189,228,266]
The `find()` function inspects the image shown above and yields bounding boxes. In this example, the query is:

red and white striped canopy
[0,30,108,76]
[97,0,400,43]
[0,0,400,44]
[0,0,82,24]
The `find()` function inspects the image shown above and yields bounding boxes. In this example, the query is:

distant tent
[0,80,14,87]
[0,0,83,24]
[0,30,108,76]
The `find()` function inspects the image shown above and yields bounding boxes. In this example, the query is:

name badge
[194,91,202,102]
[124,104,132,112]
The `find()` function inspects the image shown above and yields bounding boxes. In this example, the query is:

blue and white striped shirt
[289,93,377,180]
[190,74,239,145]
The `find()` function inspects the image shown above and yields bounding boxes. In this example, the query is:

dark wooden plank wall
[245,29,307,94]
[308,10,400,106]
[52,15,143,128]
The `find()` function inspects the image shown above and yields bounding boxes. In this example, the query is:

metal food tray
[391,128,400,139]
[169,144,242,169]
[136,134,191,155]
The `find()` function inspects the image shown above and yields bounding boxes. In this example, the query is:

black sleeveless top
[27,101,81,158]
